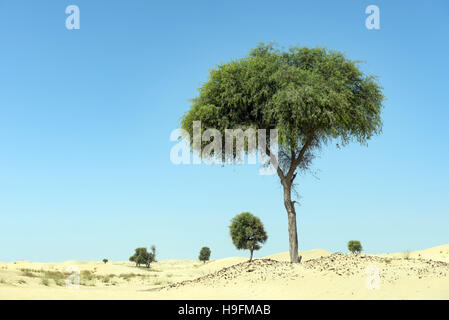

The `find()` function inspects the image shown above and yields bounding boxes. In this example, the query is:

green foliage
[403,250,411,260]
[41,278,50,286]
[43,271,65,283]
[151,245,157,261]
[229,212,267,261]
[129,247,155,268]
[348,240,363,254]
[103,259,108,264]
[80,270,94,281]
[181,43,384,162]
[199,247,211,263]
[21,271,37,278]
[54,278,64,286]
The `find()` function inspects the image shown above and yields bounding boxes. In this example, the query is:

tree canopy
[199,247,211,263]
[348,240,363,254]
[129,247,155,268]
[182,43,383,164]
[229,212,268,261]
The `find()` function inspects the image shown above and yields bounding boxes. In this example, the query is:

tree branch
[286,134,314,180]
[290,172,297,184]
[264,145,285,182]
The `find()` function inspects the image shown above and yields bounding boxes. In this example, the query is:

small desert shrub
[120,274,132,281]
[43,271,65,286]
[81,270,94,281]
[44,271,65,280]
[347,240,363,254]
[153,280,163,285]
[403,251,411,260]
[199,247,211,264]
[21,268,44,274]
[54,278,64,286]
[0,278,6,284]
[80,280,95,287]
[17,279,27,284]
[21,271,37,278]
[151,245,157,262]
[384,258,392,264]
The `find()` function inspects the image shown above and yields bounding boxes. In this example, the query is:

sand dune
[1,245,448,299]
[399,244,449,262]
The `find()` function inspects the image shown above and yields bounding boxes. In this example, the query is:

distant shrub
[129,247,155,268]
[403,250,411,260]
[103,259,108,264]
[41,278,50,286]
[54,278,64,286]
[347,240,363,254]
[44,271,65,280]
[80,270,95,281]
[199,247,211,263]
[151,245,157,262]
[21,271,37,278]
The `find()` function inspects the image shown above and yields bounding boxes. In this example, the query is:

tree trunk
[249,249,254,262]
[283,182,299,263]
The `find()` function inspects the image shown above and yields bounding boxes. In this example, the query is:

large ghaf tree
[181,44,384,263]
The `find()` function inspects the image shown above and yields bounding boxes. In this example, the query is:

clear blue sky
[0,0,448,262]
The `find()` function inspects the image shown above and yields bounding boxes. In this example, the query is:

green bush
[129,247,155,268]
[403,250,411,260]
[151,245,157,262]
[229,212,268,261]
[347,240,363,254]
[199,247,211,263]
[41,278,50,286]
[21,271,37,278]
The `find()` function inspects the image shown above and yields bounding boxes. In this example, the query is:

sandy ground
[0,245,448,299]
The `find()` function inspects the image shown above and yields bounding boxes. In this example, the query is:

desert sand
[0,245,448,300]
